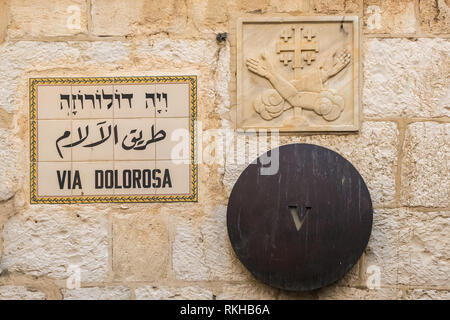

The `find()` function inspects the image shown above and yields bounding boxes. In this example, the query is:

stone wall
[0,0,448,300]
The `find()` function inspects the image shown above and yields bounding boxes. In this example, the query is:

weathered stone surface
[317,285,402,300]
[224,122,399,205]
[419,0,450,34]
[311,0,359,13]
[135,285,213,300]
[78,41,130,64]
[113,213,169,281]
[238,0,270,12]
[0,0,8,44]
[189,0,229,33]
[0,40,130,113]
[364,38,450,118]
[270,0,309,12]
[217,283,279,300]
[364,209,402,286]
[172,205,248,281]
[172,218,209,280]
[91,0,188,36]
[406,289,450,300]
[136,39,219,67]
[9,0,87,38]
[0,207,109,282]
[63,286,130,300]
[397,210,449,286]
[0,128,22,201]
[91,0,140,36]
[0,285,46,300]
[363,0,417,34]
[401,122,450,207]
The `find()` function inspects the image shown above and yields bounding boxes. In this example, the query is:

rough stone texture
[401,122,450,207]
[91,0,188,36]
[270,0,310,12]
[137,38,218,67]
[363,0,417,34]
[135,285,213,300]
[311,0,359,13]
[364,38,450,118]
[217,283,279,300]
[9,0,88,38]
[397,210,449,286]
[317,285,403,300]
[63,286,130,300]
[0,207,109,282]
[0,0,8,44]
[419,0,450,34]
[364,209,402,286]
[113,213,169,281]
[0,40,130,113]
[224,122,399,206]
[0,285,46,300]
[365,209,450,288]
[172,205,249,281]
[406,289,450,300]
[0,128,22,200]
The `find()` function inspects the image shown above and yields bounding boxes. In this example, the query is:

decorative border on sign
[29,76,198,204]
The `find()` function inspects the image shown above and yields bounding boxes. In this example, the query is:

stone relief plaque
[237,16,360,132]
[29,76,198,204]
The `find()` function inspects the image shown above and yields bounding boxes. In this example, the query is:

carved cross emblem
[275,26,319,78]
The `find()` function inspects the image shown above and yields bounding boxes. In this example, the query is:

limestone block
[0,285,46,300]
[0,0,8,44]
[201,205,249,281]
[406,289,450,300]
[172,205,249,281]
[311,0,359,13]
[238,0,270,12]
[135,286,213,300]
[419,0,450,34]
[0,128,22,201]
[63,286,130,300]
[112,213,169,281]
[0,41,129,113]
[270,0,310,13]
[9,0,87,38]
[172,218,209,280]
[317,285,402,300]
[0,207,109,282]
[401,122,449,207]
[397,210,449,286]
[364,209,402,286]
[363,0,417,34]
[364,38,450,118]
[91,0,188,36]
[217,283,278,300]
[189,0,230,32]
[136,38,219,67]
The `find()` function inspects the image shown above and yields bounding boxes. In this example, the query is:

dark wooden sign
[227,143,373,291]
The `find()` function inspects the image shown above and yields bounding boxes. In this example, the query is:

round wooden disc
[227,143,373,291]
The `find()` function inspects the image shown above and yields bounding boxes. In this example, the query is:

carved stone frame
[236,16,360,132]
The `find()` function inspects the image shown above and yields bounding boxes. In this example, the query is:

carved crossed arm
[320,47,352,82]
[246,54,302,107]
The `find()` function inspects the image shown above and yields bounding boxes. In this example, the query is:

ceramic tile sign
[29,76,197,204]
[237,16,360,132]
